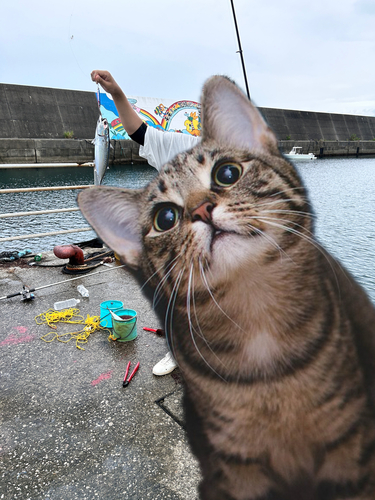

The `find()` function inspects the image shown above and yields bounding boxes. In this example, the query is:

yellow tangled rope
[36,308,111,350]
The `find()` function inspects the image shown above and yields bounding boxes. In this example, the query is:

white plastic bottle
[77,285,89,297]
[53,298,80,311]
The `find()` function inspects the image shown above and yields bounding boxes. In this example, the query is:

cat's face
[78,76,311,293]
[137,144,309,290]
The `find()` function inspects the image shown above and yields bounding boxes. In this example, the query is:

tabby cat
[78,76,375,499]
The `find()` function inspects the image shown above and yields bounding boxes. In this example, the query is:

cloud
[1,0,374,116]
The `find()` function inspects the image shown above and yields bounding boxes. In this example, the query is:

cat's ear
[201,75,279,155]
[78,187,143,270]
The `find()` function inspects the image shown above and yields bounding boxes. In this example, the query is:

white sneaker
[152,352,177,376]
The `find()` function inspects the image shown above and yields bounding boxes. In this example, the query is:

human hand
[91,70,121,97]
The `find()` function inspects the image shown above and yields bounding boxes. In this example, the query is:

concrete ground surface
[0,251,200,500]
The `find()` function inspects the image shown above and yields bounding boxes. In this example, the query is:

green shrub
[63,130,74,139]
[349,133,360,141]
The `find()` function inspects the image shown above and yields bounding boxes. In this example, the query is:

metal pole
[230,0,251,100]
[0,207,80,219]
[0,185,93,194]
[0,227,92,243]
[0,163,94,169]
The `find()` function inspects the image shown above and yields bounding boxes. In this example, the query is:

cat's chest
[242,330,283,370]
[185,296,286,367]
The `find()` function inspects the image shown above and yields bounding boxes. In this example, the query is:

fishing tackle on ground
[0,264,126,301]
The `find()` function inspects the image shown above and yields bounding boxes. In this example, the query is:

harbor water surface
[1,157,375,499]
[1,157,375,301]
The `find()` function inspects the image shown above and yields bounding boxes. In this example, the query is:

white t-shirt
[139,126,201,172]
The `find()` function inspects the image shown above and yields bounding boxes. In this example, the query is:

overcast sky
[2,0,374,116]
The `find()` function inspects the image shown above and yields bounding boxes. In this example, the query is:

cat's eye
[213,162,243,187]
[153,206,179,232]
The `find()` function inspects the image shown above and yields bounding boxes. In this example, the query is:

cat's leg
[316,481,375,500]
[184,392,290,500]
[200,458,300,500]
[315,421,375,500]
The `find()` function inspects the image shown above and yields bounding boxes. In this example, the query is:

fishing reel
[21,286,35,301]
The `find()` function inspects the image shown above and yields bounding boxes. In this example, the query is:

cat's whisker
[268,186,306,197]
[152,257,183,309]
[256,216,318,248]
[232,198,306,213]
[153,271,174,310]
[198,258,247,336]
[187,264,205,341]
[261,208,314,219]
[252,196,305,208]
[202,256,215,282]
[256,216,340,288]
[141,251,182,291]
[257,186,306,199]
[245,220,285,251]
[190,263,226,366]
[255,215,316,245]
[186,263,227,379]
[245,222,293,262]
[164,267,185,360]
[146,252,185,310]
[247,189,311,210]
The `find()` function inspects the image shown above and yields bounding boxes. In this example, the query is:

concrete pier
[0,251,200,499]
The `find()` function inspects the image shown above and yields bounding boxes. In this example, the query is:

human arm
[91,70,200,170]
[91,70,143,136]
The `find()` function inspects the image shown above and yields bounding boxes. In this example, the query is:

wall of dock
[1,138,373,166]
[0,84,97,139]
[0,82,375,164]
[260,107,375,142]
[0,138,145,165]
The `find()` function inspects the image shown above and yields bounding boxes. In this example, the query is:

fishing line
[68,10,87,77]
[36,307,112,350]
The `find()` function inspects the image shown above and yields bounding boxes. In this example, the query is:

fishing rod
[230,0,251,100]
[0,264,127,301]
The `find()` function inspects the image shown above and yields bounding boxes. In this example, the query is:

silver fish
[93,115,110,185]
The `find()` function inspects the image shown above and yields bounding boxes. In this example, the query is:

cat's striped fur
[78,75,375,499]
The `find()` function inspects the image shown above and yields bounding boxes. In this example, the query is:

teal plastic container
[99,300,123,328]
[111,309,137,342]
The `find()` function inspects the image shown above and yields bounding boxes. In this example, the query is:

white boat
[284,147,317,161]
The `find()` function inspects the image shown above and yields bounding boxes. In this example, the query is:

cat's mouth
[212,226,258,241]
[209,224,260,254]
[210,227,238,246]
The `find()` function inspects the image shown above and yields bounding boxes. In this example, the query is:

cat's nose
[191,202,214,223]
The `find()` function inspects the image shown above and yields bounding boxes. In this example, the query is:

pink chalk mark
[16,326,28,334]
[0,329,35,346]
[91,370,114,386]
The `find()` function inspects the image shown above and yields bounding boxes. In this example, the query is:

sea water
[296,157,375,302]
[0,164,157,254]
[1,158,375,302]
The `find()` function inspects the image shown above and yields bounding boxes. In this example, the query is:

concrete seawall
[0,138,145,165]
[0,84,97,139]
[1,138,374,166]
[260,107,375,142]
[1,83,375,163]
